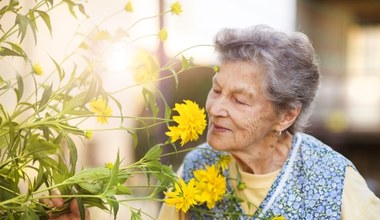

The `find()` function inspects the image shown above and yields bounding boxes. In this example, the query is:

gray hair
[214,25,320,133]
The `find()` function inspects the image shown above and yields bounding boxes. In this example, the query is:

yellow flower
[124,1,133,12]
[105,162,114,170]
[164,178,199,213]
[166,100,207,146]
[89,99,112,124]
[32,63,43,75]
[131,49,159,85]
[193,165,226,209]
[213,65,219,73]
[158,28,168,42]
[85,130,93,140]
[271,216,286,220]
[170,1,183,15]
[237,182,246,190]
[216,154,232,171]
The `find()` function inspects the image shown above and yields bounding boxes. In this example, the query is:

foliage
[0,1,285,219]
[0,0,210,219]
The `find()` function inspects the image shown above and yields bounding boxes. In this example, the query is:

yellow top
[158,161,380,220]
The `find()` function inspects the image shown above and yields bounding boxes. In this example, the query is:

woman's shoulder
[296,132,354,168]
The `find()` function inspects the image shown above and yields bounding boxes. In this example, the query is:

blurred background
[2,0,380,219]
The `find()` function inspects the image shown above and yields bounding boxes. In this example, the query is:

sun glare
[104,42,131,73]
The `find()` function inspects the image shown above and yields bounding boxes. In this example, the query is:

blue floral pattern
[182,133,354,220]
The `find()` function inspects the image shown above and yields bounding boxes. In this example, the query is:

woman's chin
[207,136,230,152]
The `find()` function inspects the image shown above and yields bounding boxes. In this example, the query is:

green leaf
[104,151,121,193]
[0,46,22,57]
[66,167,112,183]
[144,144,162,161]
[65,136,78,174]
[56,123,83,135]
[62,92,89,114]
[25,138,59,157]
[107,196,119,220]
[0,176,20,201]
[142,87,159,117]
[155,89,171,122]
[20,207,39,220]
[50,56,64,81]
[53,132,64,144]
[27,10,38,44]
[14,73,24,102]
[128,130,138,148]
[77,4,88,17]
[116,184,131,195]
[38,156,59,174]
[63,0,77,18]
[53,157,71,194]
[83,76,98,105]
[109,95,124,125]
[41,125,50,141]
[39,83,52,111]
[33,165,47,191]
[80,197,108,211]
[130,209,142,220]
[78,182,102,194]
[76,197,86,220]
[6,42,27,58]
[6,211,16,220]
[65,109,92,116]
[36,10,52,35]
[169,68,178,89]
[43,0,54,7]
[15,14,29,43]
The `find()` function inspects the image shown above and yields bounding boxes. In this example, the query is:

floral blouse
[182,132,354,220]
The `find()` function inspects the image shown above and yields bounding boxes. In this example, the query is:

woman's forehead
[212,70,262,97]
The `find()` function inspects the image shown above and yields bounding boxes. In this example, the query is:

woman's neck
[231,132,293,174]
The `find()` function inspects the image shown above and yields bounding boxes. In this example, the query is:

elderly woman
[158,25,380,219]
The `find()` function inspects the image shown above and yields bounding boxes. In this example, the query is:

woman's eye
[235,98,247,105]
[213,89,221,94]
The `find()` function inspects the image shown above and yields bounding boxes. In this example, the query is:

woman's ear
[277,106,301,132]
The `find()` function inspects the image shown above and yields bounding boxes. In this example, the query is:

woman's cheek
[245,118,260,135]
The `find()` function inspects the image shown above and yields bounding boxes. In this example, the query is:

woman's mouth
[211,123,230,132]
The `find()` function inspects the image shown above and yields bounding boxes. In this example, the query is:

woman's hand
[40,189,90,220]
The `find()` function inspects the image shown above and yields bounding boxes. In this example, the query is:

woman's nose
[208,97,228,117]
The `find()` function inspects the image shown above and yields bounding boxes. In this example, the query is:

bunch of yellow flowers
[164,164,228,213]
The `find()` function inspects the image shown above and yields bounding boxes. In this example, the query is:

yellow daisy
[158,28,168,42]
[193,165,226,209]
[170,1,183,15]
[32,63,43,76]
[213,65,219,73]
[89,99,112,124]
[124,1,133,12]
[85,130,93,140]
[216,154,232,171]
[165,100,207,146]
[105,162,114,170]
[164,178,199,213]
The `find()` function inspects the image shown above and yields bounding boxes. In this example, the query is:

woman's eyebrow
[231,87,255,99]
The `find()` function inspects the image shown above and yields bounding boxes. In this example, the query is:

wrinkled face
[206,61,280,153]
